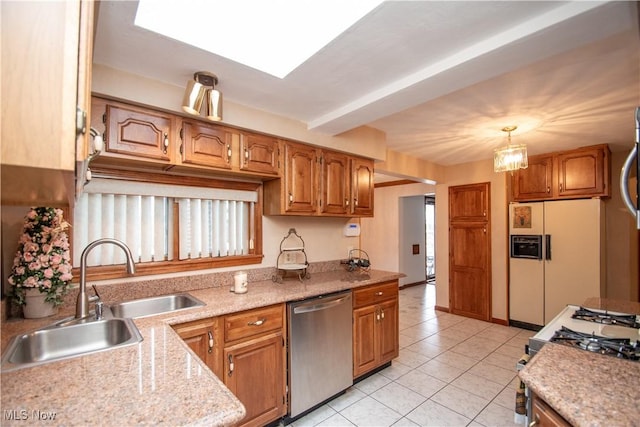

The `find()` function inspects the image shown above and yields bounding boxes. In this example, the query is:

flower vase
[22,288,57,319]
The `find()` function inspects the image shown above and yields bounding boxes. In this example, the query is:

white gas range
[528,304,640,360]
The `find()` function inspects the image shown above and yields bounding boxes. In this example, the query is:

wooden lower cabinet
[530,393,570,427]
[352,281,399,378]
[222,304,287,427]
[172,317,222,378]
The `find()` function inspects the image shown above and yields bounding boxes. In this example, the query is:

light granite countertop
[519,344,640,426]
[0,269,401,426]
[519,297,640,427]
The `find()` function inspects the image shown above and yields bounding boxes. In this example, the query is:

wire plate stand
[272,228,310,283]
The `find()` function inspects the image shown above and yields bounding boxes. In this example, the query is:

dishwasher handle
[292,294,350,314]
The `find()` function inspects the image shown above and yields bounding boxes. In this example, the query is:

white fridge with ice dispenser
[509,198,605,327]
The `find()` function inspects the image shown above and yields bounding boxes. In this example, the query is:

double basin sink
[1,293,205,372]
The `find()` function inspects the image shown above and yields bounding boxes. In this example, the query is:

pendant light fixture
[494,125,528,173]
[181,71,223,121]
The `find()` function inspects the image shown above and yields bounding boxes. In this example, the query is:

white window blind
[73,178,257,267]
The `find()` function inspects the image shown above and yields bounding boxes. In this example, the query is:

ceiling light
[494,125,528,173]
[181,72,223,122]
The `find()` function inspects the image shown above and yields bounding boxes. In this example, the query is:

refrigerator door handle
[619,143,637,221]
[545,234,551,260]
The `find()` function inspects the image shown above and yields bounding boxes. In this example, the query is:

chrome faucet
[76,238,136,319]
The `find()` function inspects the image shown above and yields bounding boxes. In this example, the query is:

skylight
[135,0,383,79]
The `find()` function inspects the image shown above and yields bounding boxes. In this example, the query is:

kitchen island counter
[1,269,402,426]
[519,343,640,427]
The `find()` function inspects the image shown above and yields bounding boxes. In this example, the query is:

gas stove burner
[550,326,639,361]
[578,337,602,352]
[571,307,640,329]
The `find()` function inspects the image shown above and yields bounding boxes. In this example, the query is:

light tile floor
[290,284,534,427]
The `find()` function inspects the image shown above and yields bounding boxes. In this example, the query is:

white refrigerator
[509,199,605,326]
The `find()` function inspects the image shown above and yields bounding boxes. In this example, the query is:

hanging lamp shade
[181,71,223,121]
[494,126,528,172]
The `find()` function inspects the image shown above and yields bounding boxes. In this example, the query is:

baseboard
[491,317,509,326]
[509,319,543,332]
[399,280,427,289]
[435,305,449,313]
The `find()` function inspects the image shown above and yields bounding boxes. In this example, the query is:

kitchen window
[71,171,263,281]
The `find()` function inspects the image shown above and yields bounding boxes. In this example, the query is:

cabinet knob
[228,354,234,377]
[248,318,266,326]
[163,133,169,154]
[207,331,214,354]
[376,291,383,296]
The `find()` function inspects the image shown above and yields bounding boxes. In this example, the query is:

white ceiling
[93,1,640,178]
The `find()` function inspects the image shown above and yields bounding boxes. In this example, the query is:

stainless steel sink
[1,318,142,372]
[109,293,205,319]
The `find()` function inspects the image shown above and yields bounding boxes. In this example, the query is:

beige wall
[360,183,435,275]
[605,151,639,301]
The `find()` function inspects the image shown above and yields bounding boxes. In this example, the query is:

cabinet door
[351,157,375,216]
[449,182,489,222]
[512,155,554,201]
[172,318,221,378]
[378,298,399,364]
[557,147,608,198]
[321,151,350,215]
[224,333,286,427]
[353,305,378,378]
[283,141,318,214]
[180,120,233,169]
[531,393,571,427]
[240,133,279,175]
[105,103,173,162]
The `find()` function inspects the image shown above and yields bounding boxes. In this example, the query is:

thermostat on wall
[344,223,360,237]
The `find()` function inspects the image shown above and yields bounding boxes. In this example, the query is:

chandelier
[494,125,528,173]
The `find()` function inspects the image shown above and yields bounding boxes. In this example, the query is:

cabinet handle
[163,133,169,154]
[227,144,232,162]
[546,186,550,193]
[483,228,487,233]
[345,198,350,207]
[228,354,234,377]
[288,193,293,206]
[248,318,266,326]
[375,291,383,296]
[380,309,385,320]
[244,148,249,160]
[559,183,563,192]
[207,331,214,354]
[528,415,539,427]
[376,308,381,321]
[354,198,359,207]
[483,211,486,216]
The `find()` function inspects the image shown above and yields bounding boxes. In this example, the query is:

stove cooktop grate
[571,307,640,329]
[551,326,639,361]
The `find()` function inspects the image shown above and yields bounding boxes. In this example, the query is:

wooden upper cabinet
[512,144,610,201]
[321,151,350,215]
[104,101,174,162]
[557,146,608,198]
[449,183,489,222]
[512,155,554,200]
[1,0,93,207]
[239,132,279,175]
[351,157,375,217]
[180,120,232,169]
[282,141,318,214]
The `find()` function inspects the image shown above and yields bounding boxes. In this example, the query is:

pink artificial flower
[27,210,37,219]
[42,244,52,253]
[60,272,73,282]
[28,260,42,271]
[39,254,50,264]
[23,252,34,262]
[42,279,52,289]
[43,268,54,279]
[15,266,25,275]
[24,276,38,287]
[50,253,63,265]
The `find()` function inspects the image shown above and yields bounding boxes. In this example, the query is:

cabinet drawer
[353,281,398,309]
[224,304,284,343]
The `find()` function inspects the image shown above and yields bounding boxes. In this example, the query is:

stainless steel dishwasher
[287,290,353,419]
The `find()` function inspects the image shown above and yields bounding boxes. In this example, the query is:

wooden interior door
[448,183,491,321]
